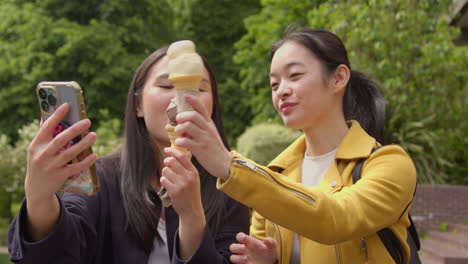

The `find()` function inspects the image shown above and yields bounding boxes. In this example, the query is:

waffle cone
[165,125,187,152]
[169,75,203,90]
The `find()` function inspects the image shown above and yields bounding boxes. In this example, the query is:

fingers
[236,232,265,251]
[176,110,207,134]
[183,94,211,121]
[230,254,248,264]
[45,119,92,156]
[263,237,277,250]
[35,103,70,142]
[164,148,196,172]
[237,232,256,246]
[52,132,97,167]
[160,168,176,193]
[230,243,247,255]
[62,152,97,178]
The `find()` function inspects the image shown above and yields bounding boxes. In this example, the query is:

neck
[302,114,348,157]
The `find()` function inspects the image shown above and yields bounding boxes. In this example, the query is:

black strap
[352,146,383,184]
[352,146,421,264]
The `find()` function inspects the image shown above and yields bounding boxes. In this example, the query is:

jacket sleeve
[171,197,250,264]
[218,146,416,244]
[8,183,103,263]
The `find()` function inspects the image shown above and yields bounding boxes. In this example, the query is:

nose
[276,81,292,99]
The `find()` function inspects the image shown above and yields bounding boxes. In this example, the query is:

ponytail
[344,70,386,143]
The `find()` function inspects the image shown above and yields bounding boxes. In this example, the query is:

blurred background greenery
[0,0,466,257]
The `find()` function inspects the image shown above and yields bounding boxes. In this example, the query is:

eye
[159,85,174,89]
[290,73,302,79]
[270,81,279,91]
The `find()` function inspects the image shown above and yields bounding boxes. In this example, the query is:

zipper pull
[360,238,368,261]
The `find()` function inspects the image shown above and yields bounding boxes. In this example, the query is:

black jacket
[8,157,250,263]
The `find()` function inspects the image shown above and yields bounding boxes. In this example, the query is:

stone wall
[410,184,468,232]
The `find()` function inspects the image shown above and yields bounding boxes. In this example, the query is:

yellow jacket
[218,121,417,264]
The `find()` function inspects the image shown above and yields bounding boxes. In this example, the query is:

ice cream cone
[159,40,203,208]
[165,124,187,152]
[167,40,204,114]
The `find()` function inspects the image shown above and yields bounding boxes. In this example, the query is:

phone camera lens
[48,95,57,106]
[41,101,50,112]
[38,89,47,99]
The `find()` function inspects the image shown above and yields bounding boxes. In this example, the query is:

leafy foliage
[183,0,262,143]
[93,110,122,157]
[0,0,176,139]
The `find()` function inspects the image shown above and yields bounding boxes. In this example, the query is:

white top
[148,218,171,264]
[290,148,337,264]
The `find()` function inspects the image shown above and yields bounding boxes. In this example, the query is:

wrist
[218,151,233,181]
[26,193,57,212]
[179,205,205,225]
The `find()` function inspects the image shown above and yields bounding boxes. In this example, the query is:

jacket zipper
[361,237,368,262]
[273,223,283,264]
[232,158,316,204]
[334,245,342,264]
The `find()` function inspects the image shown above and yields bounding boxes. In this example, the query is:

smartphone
[35,81,100,195]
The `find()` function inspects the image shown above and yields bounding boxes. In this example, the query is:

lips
[279,102,298,114]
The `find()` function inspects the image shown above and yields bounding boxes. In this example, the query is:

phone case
[35,81,100,195]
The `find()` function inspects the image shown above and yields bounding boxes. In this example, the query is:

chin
[282,118,303,130]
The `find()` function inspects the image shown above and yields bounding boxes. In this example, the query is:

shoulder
[370,144,413,164]
[364,144,417,185]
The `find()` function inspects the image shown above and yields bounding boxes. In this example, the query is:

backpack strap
[352,146,383,184]
[352,145,421,264]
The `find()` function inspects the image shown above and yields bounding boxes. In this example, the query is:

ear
[331,64,350,94]
[135,97,144,117]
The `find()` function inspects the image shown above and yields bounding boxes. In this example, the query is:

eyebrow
[269,61,306,78]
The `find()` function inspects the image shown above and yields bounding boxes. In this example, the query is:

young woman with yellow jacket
[163,28,418,264]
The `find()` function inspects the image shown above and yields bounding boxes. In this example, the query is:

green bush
[93,110,122,157]
[0,218,9,246]
[0,254,9,264]
[236,123,302,166]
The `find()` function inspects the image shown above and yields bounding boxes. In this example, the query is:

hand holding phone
[31,81,100,195]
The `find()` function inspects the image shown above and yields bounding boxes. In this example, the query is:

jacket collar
[268,121,376,170]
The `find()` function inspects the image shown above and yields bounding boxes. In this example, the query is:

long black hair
[271,28,386,143]
[118,46,229,252]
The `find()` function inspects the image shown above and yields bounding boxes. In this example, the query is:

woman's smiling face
[270,41,336,130]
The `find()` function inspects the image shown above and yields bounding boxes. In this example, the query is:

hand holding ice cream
[160,40,204,207]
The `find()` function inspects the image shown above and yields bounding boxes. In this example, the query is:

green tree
[234,0,468,184]
[0,0,176,139]
[172,0,262,143]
